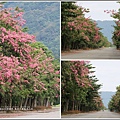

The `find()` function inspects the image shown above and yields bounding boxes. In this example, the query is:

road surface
[62,110,120,118]
[0,107,60,118]
[61,47,120,59]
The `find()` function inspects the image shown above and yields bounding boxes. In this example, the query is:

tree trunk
[1,97,5,107]
[20,97,23,109]
[43,99,45,106]
[34,96,37,107]
[24,96,28,107]
[46,97,49,107]
[31,98,34,108]
[72,101,74,111]
[9,95,12,108]
[66,100,69,111]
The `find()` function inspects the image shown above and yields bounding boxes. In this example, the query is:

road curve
[61,47,120,59]
[62,110,120,118]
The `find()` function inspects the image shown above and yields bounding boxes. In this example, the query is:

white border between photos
[60,1,61,119]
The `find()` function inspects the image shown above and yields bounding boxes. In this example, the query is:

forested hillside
[4,2,60,59]
[96,20,115,43]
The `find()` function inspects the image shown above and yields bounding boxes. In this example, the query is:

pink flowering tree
[61,61,104,112]
[0,4,60,108]
[61,2,111,51]
[104,2,120,49]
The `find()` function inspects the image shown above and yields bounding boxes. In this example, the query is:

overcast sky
[76,1,120,20]
[90,60,120,92]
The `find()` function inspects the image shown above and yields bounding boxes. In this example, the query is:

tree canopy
[61,2,111,51]
[0,3,60,109]
[61,61,104,113]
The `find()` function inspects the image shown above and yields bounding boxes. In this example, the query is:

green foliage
[108,85,120,112]
[30,42,53,58]
[30,42,60,106]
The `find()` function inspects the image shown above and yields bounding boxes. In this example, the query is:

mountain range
[96,20,116,43]
[100,91,115,108]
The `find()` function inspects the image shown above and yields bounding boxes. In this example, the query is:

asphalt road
[0,107,60,118]
[14,107,60,118]
[62,110,120,118]
[61,47,120,59]
[15,111,60,118]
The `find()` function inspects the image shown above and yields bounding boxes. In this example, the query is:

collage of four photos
[0,1,120,119]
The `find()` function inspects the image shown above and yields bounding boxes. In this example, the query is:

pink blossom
[24,80,30,84]
[34,89,39,92]
[82,83,85,86]
[55,71,60,74]
[0,82,5,85]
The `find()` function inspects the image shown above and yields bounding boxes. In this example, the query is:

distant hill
[4,2,60,59]
[100,91,115,108]
[96,20,115,43]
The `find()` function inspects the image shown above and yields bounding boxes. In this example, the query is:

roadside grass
[61,110,98,115]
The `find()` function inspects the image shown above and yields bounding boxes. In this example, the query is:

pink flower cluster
[0,55,22,86]
[0,7,60,94]
[70,61,91,87]
[65,11,101,42]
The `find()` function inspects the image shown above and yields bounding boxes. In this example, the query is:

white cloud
[76,1,119,20]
